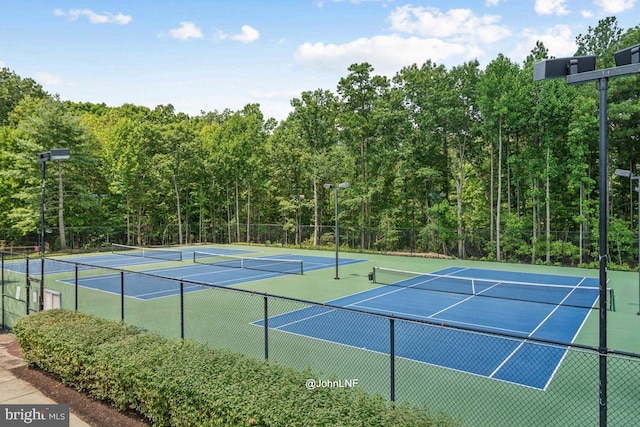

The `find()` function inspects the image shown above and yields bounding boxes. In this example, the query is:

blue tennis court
[256,266,600,390]
[59,253,366,300]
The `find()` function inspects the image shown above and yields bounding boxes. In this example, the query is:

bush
[14,310,460,427]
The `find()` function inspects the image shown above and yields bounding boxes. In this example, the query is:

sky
[1,0,638,121]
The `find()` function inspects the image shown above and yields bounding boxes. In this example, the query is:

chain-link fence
[2,254,639,426]
[4,222,634,267]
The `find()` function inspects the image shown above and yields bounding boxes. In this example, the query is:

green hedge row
[14,310,461,427]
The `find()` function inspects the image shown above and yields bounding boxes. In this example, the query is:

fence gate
[1,251,38,330]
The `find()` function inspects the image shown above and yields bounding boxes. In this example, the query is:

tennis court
[56,247,366,300]
[256,266,601,390]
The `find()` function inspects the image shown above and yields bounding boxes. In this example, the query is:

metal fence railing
[2,254,639,426]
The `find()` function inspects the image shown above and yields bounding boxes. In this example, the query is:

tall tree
[14,97,90,250]
[337,63,389,249]
[478,54,520,261]
[445,60,481,258]
[288,89,339,245]
[0,68,46,126]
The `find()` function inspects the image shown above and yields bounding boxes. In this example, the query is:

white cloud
[53,8,132,25]
[295,5,516,75]
[581,9,594,18]
[295,34,483,76]
[36,72,63,86]
[169,22,203,40]
[231,25,260,43]
[512,25,577,62]
[486,0,502,6]
[388,6,511,44]
[217,25,260,43]
[534,0,570,16]
[594,0,635,14]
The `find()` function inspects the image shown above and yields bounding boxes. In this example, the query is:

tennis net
[371,267,615,310]
[193,251,303,275]
[111,243,183,262]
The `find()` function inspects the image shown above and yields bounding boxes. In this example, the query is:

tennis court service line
[360,266,471,304]
[425,280,502,318]
[136,283,207,299]
[488,276,591,381]
[270,307,338,330]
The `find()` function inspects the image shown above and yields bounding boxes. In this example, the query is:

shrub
[14,310,460,427]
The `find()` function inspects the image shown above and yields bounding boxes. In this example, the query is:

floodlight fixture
[615,168,633,178]
[49,148,71,161]
[533,55,596,81]
[615,43,640,66]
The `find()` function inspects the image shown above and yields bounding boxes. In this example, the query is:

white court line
[488,277,589,383]
[270,307,337,330]
[350,303,530,335]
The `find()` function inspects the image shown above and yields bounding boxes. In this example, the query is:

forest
[1,17,639,269]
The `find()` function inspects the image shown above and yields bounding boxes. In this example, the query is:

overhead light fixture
[614,43,640,66]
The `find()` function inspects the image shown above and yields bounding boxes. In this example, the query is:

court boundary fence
[1,252,639,426]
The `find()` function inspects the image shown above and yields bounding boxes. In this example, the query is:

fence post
[25,255,30,315]
[180,281,185,339]
[120,271,124,321]
[264,296,269,361]
[390,317,395,403]
[74,265,78,311]
[1,252,4,328]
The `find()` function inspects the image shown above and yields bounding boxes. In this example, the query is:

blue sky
[1,1,638,121]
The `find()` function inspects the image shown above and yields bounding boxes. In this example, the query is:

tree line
[1,17,639,268]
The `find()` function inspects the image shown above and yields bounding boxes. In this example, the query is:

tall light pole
[92,193,108,246]
[323,182,349,279]
[614,169,640,315]
[37,148,70,311]
[295,194,305,246]
[534,43,640,427]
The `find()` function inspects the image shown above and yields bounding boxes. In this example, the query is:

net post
[609,288,616,312]
[372,267,377,283]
